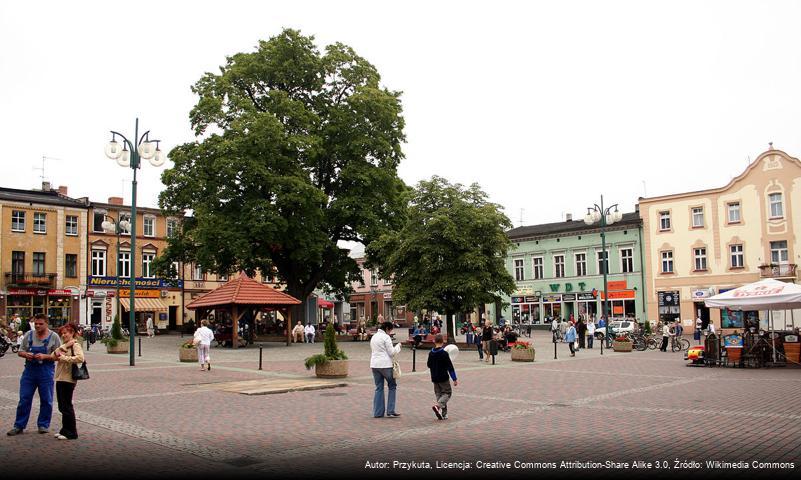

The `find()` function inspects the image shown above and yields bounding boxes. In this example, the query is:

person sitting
[291,321,304,343]
[431,324,441,335]
[504,327,518,349]
[356,323,367,341]
[412,324,424,347]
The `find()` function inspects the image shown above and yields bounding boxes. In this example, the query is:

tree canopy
[366,176,516,339]
[156,29,408,307]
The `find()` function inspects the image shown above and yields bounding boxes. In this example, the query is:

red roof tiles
[186,274,301,310]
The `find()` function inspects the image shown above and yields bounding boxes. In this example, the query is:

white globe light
[150,149,166,167]
[138,141,156,160]
[584,213,593,225]
[117,149,130,167]
[592,211,602,223]
[105,140,123,160]
[606,213,614,225]
[615,211,623,222]
[101,220,115,233]
[118,219,131,233]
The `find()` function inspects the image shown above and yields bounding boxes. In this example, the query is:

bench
[405,333,448,348]
[347,327,377,341]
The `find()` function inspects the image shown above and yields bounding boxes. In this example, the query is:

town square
[1,1,800,478]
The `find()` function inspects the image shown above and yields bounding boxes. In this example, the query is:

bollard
[412,345,416,372]
[138,336,142,357]
[600,333,604,356]
[553,333,558,360]
[258,345,263,370]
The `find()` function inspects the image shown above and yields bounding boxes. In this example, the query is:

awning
[119,297,168,312]
[318,298,334,309]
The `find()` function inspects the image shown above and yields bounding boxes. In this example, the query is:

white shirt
[708,323,716,334]
[304,325,315,335]
[370,329,400,369]
[663,325,671,337]
[195,326,215,346]
[587,322,596,335]
[146,317,153,329]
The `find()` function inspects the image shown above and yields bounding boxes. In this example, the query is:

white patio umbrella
[705,278,801,363]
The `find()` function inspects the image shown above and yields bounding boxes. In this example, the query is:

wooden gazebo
[186,274,301,346]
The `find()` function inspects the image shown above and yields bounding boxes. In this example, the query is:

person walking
[660,322,671,352]
[473,326,484,360]
[587,318,596,349]
[695,315,703,343]
[7,314,62,436]
[481,320,494,363]
[53,323,84,440]
[194,319,215,371]
[427,334,458,420]
[146,315,155,338]
[577,318,587,350]
[565,320,577,357]
[370,321,401,418]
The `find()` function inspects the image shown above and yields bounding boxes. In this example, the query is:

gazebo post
[232,304,239,349]
[285,308,291,346]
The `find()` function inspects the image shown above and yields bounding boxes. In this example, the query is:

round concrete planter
[106,342,129,354]
[179,348,198,363]
[612,340,633,352]
[314,360,349,378]
[511,348,535,362]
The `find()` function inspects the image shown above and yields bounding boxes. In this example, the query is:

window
[142,253,155,278]
[193,264,204,281]
[12,251,25,275]
[620,248,634,273]
[65,254,78,278]
[143,216,155,237]
[694,247,707,271]
[118,252,131,278]
[532,257,543,280]
[691,207,704,228]
[370,269,379,286]
[574,253,586,277]
[171,261,180,279]
[32,252,46,276]
[11,210,25,231]
[661,251,674,273]
[727,202,741,223]
[659,211,671,231]
[383,275,392,285]
[218,272,229,281]
[730,244,744,268]
[91,250,106,276]
[166,218,178,237]
[65,215,78,236]
[93,212,106,232]
[770,240,789,264]
[769,193,783,218]
[33,212,46,234]
[597,250,609,274]
[554,255,565,278]
[514,259,524,281]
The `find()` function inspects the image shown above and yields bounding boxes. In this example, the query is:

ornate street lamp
[584,196,623,351]
[104,118,165,366]
[100,214,131,329]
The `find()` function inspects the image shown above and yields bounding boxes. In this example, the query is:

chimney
[565,213,572,222]
[57,185,68,196]
[108,196,124,205]
[42,181,51,191]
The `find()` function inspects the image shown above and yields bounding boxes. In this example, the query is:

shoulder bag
[70,347,90,381]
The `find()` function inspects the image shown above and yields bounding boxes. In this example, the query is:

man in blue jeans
[370,321,401,418]
[7,314,62,436]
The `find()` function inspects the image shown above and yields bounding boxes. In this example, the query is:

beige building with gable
[639,147,800,333]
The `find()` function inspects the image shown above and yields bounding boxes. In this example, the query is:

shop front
[4,288,79,327]
[657,290,680,325]
[511,295,542,325]
[691,288,715,329]
[86,276,181,330]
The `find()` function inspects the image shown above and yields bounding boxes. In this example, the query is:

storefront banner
[600,290,636,300]
[7,288,47,296]
[48,289,73,296]
[562,294,576,301]
[524,296,540,303]
[577,293,596,301]
[511,296,525,304]
[87,276,183,289]
[607,280,627,290]
[119,289,162,298]
[542,294,561,303]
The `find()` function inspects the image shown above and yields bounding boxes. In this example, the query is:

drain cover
[223,457,261,467]
[320,392,348,397]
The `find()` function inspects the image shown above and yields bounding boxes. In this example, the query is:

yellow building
[639,147,801,332]
[86,197,186,330]
[0,184,88,326]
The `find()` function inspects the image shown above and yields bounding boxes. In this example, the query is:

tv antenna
[33,155,63,183]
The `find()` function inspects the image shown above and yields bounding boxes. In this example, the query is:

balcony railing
[758,264,797,279]
[4,273,57,287]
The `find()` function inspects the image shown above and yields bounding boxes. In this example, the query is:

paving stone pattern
[0,332,799,478]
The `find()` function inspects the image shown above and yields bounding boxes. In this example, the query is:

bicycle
[511,324,532,338]
[670,335,690,352]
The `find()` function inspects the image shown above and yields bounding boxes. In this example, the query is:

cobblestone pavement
[0,331,799,479]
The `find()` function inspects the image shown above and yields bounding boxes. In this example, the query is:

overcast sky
[2,0,800,228]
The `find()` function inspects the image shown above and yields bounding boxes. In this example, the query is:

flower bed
[612,340,633,352]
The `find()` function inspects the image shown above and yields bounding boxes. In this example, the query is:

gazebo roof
[186,274,301,310]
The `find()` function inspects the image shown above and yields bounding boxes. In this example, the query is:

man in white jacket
[304,324,316,344]
[370,321,401,418]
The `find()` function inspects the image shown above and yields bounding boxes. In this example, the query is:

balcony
[4,273,57,288]
[758,264,797,279]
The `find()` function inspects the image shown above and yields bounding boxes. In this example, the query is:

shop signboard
[658,291,680,307]
[119,289,162,298]
[87,276,183,289]
[691,288,715,299]
[600,290,635,300]
[7,288,47,296]
[511,296,525,304]
[542,294,561,303]
[577,293,596,301]
[524,296,540,303]
[607,280,627,290]
[562,294,576,301]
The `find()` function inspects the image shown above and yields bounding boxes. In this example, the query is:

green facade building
[491,212,646,326]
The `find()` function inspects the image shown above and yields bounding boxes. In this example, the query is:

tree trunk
[445,309,455,345]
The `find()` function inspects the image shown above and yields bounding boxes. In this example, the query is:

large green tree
[157,29,408,314]
[366,176,516,342]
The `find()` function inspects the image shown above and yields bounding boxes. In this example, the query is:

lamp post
[104,118,166,366]
[584,196,623,350]
[100,214,131,326]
